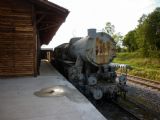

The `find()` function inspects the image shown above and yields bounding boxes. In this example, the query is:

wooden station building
[0,0,69,77]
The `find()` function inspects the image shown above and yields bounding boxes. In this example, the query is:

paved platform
[0,61,107,120]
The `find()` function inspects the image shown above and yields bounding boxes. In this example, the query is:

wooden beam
[30,0,68,15]
[37,18,63,23]
[39,24,59,31]
[32,5,38,77]
[36,14,46,25]
[36,11,56,15]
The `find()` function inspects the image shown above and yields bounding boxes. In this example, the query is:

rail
[112,100,141,120]
[117,73,160,91]
[112,97,160,120]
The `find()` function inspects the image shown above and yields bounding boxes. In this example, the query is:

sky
[43,0,160,48]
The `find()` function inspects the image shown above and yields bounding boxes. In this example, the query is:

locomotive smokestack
[88,29,96,38]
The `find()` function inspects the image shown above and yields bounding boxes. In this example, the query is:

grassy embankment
[113,52,160,81]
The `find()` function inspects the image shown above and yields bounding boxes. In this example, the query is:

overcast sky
[44,0,160,48]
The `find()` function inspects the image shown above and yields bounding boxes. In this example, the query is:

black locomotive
[52,29,127,100]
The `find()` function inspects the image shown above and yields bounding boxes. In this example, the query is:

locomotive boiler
[53,29,127,100]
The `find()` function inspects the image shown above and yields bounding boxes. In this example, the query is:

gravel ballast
[126,81,160,113]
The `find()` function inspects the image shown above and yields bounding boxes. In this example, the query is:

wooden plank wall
[0,0,36,76]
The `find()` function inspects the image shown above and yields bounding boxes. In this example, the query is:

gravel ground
[126,81,160,114]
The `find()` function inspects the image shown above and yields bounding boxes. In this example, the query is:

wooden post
[47,51,51,62]
[32,5,38,77]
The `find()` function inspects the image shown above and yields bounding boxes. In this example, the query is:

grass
[113,52,160,81]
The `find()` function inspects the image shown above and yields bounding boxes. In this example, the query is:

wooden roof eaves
[29,0,69,15]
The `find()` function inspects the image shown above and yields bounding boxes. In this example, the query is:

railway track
[112,97,160,120]
[117,73,160,90]
[93,97,159,120]
[112,100,141,120]
[93,99,141,120]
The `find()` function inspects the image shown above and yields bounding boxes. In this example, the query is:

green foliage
[123,7,160,58]
[123,30,138,52]
[113,52,160,81]
[111,8,160,80]
[103,22,124,52]
[144,8,160,56]
[103,22,115,36]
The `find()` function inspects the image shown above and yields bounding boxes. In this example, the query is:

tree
[135,16,148,55]
[137,7,160,57]
[123,30,138,52]
[103,22,115,36]
[113,32,124,52]
[113,32,123,45]
[138,14,147,25]
[123,7,160,57]
[103,22,124,52]
[145,8,160,51]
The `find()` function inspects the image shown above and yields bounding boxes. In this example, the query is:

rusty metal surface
[93,33,116,65]
[96,37,109,64]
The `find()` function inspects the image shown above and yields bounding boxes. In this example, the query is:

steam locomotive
[53,29,127,100]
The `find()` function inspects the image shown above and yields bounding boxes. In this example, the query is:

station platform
[0,61,106,120]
